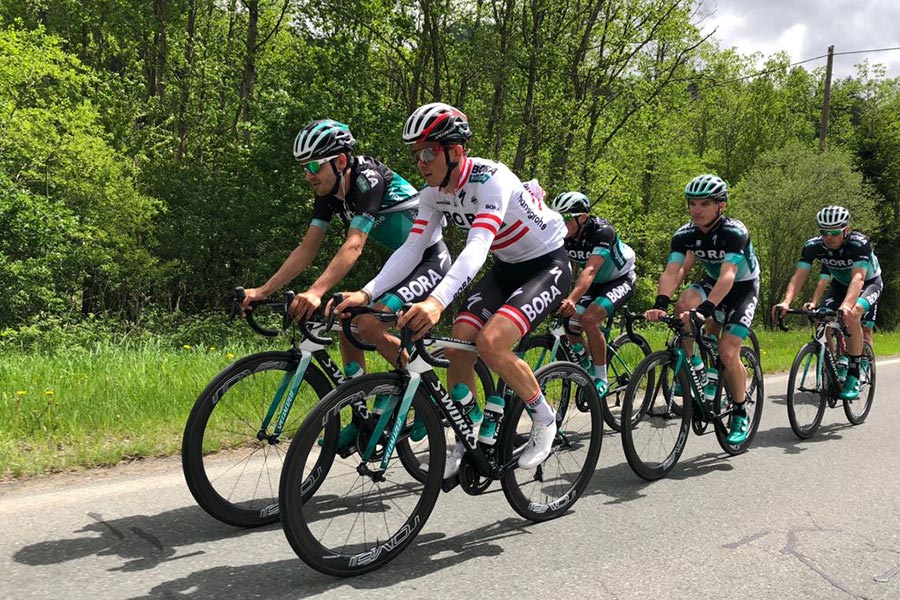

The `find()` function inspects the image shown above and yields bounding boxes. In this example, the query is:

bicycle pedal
[441,476,460,493]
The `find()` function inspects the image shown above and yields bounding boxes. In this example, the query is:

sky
[698,0,900,79]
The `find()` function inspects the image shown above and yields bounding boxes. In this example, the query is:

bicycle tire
[279,372,445,577]
[620,350,692,481]
[499,362,603,521]
[844,341,876,424]
[182,351,335,527]
[786,342,826,439]
[604,332,652,432]
[714,346,764,455]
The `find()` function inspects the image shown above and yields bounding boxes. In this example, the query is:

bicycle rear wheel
[786,343,826,439]
[620,351,692,481]
[181,351,335,527]
[844,342,876,424]
[603,333,652,432]
[714,346,764,455]
[280,373,444,577]
[499,362,603,521]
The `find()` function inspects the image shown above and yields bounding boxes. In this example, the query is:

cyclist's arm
[307,227,369,297]
[362,201,439,300]
[705,261,737,307]
[568,254,603,303]
[258,225,325,296]
[810,272,830,307]
[840,266,867,310]
[780,266,811,306]
[655,257,686,298]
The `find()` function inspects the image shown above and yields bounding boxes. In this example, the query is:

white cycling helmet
[816,205,850,228]
[403,102,471,145]
[550,191,590,215]
[293,119,356,162]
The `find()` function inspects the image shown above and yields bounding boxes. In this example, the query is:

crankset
[458,453,493,495]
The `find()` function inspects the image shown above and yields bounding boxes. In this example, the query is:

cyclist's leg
[674,279,710,356]
[843,277,882,398]
[583,272,637,391]
[339,331,366,372]
[719,279,759,443]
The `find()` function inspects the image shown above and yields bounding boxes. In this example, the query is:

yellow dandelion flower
[16,390,26,396]
[45,390,55,396]
[183,344,192,350]
[209,347,216,352]
[226,352,235,359]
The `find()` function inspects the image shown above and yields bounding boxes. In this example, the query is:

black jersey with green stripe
[669,216,760,282]
[798,231,881,285]
[310,155,422,251]
[563,216,636,283]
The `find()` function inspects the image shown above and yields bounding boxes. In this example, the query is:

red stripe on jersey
[414,219,428,226]
[411,227,425,235]
[491,226,528,250]
[496,306,529,336]
[475,213,503,226]
[493,219,523,241]
[472,223,497,233]
[456,157,473,189]
[454,312,485,331]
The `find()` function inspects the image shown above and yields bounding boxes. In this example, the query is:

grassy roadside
[3,329,899,479]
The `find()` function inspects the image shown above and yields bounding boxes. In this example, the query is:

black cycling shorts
[455,246,573,337]
[376,241,451,310]
[687,276,759,340]
[822,275,882,328]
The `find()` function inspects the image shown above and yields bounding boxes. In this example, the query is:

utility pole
[818,45,835,153]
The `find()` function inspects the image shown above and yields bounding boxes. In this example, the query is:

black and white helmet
[292,119,356,162]
[816,205,850,228]
[550,191,590,215]
[403,102,472,145]
[684,174,728,202]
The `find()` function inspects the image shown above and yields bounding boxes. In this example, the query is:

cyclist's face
[303,154,345,194]
[821,226,848,249]
[412,143,458,188]
[688,198,722,229]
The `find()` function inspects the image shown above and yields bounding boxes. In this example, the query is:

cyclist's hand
[644,308,666,322]
[772,302,789,320]
[330,291,369,317]
[290,290,322,321]
[801,301,817,312]
[398,297,443,340]
[839,301,855,315]
[240,287,267,315]
[558,298,578,317]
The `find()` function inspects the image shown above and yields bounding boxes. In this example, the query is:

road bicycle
[279,302,603,576]
[181,288,494,527]
[515,306,651,432]
[778,307,876,439]
[619,312,764,481]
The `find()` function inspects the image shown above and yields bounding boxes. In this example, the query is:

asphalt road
[3,359,900,600]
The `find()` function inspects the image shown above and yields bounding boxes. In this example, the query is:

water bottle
[450,383,483,428]
[703,366,719,406]
[571,343,592,372]
[690,355,708,389]
[478,395,505,446]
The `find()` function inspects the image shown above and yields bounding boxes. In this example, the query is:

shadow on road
[751,423,850,455]
[13,505,274,572]
[129,517,530,599]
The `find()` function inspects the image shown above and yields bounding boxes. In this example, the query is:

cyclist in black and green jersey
[644,174,759,445]
[241,118,450,400]
[773,205,881,400]
[548,190,637,396]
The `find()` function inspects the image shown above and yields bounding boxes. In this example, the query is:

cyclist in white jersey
[335,102,572,477]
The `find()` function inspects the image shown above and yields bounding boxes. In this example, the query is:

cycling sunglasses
[300,155,340,175]
[820,228,844,237]
[411,146,441,164]
[562,213,587,221]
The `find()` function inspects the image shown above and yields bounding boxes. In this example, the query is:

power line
[694,45,900,89]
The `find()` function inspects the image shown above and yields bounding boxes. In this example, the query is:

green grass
[2,328,899,479]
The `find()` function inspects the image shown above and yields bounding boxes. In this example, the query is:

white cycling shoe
[420,442,465,480]
[517,418,557,469]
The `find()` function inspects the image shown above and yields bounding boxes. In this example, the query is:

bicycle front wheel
[603,333,652,432]
[786,343,826,439]
[844,342,876,424]
[620,351,692,481]
[181,351,335,528]
[714,346,764,455]
[279,373,444,577]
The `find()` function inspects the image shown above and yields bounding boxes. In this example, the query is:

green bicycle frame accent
[259,351,314,438]
[359,372,422,468]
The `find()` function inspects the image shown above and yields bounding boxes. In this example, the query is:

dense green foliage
[1,1,898,333]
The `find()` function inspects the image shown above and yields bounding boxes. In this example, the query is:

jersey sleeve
[589,223,617,261]
[849,236,874,270]
[310,196,333,231]
[798,238,819,270]
[721,224,750,267]
[363,189,441,299]
[347,167,388,235]
[430,176,514,308]
[668,227,689,265]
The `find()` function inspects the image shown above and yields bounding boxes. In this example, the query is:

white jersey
[364,156,566,307]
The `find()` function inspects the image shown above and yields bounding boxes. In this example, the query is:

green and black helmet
[684,174,728,202]
[293,119,356,162]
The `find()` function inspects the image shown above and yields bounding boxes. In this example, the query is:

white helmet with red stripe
[403,102,472,145]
